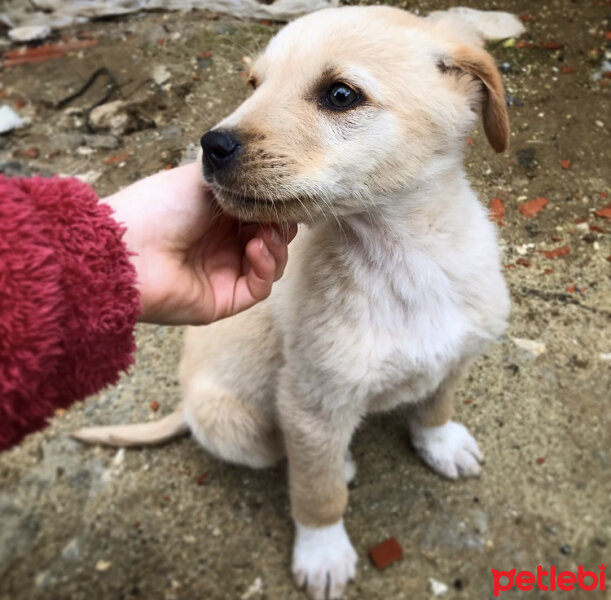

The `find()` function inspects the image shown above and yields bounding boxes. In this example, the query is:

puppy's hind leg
[183,378,284,470]
[72,410,188,447]
[407,369,483,479]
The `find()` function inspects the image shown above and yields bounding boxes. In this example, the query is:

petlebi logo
[492,564,606,596]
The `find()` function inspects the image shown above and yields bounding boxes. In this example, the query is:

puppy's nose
[200,129,241,172]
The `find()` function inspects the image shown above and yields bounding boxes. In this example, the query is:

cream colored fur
[73,6,513,599]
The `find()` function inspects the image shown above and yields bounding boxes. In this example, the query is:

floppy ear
[441,44,509,153]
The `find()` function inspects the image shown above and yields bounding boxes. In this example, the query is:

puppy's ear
[440,44,509,153]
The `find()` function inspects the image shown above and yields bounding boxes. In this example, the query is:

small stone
[152,64,171,85]
[241,577,263,599]
[560,544,572,555]
[0,105,25,134]
[517,147,537,171]
[89,101,135,136]
[95,560,111,571]
[511,337,546,358]
[112,448,125,466]
[8,25,51,42]
[82,134,120,150]
[429,578,449,596]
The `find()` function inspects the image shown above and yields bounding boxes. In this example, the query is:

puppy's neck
[339,156,473,244]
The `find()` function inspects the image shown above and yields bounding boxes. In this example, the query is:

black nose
[200,130,241,173]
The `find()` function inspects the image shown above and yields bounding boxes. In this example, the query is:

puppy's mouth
[210,184,312,224]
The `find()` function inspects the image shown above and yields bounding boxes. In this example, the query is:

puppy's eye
[325,82,360,110]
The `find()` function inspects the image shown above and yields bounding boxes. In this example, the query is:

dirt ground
[0,1,610,599]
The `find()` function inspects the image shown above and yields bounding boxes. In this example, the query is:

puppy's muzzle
[200,129,242,176]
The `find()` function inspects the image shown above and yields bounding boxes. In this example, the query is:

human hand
[103,162,297,325]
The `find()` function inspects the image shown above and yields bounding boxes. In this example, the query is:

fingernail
[270,226,282,246]
[259,238,271,257]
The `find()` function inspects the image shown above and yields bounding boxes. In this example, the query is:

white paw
[292,519,358,600]
[410,420,483,479]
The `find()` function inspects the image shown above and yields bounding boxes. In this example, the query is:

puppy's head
[200,6,509,223]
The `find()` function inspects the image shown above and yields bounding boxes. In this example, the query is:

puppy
[74,6,512,599]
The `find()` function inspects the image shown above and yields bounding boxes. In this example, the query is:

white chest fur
[274,176,509,408]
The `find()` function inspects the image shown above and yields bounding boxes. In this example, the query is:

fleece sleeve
[0,175,140,451]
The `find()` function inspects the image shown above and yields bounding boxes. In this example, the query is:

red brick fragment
[594,206,611,219]
[157,38,165,46]
[197,472,209,486]
[516,258,531,267]
[204,50,213,58]
[543,268,554,275]
[466,136,474,145]
[538,245,570,259]
[551,234,562,242]
[589,224,607,233]
[540,42,563,50]
[504,264,516,270]
[536,457,546,465]
[2,39,98,67]
[573,217,588,224]
[566,285,576,293]
[104,150,131,165]
[369,537,403,570]
[559,159,571,169]
[606,31,611,41]
[489,197,505,226]
[561,67,577,75]
[149,401,160,412]
[520,14,532,22]
[519,197,548,218]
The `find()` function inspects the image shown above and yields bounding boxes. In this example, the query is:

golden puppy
[75,6,512,599]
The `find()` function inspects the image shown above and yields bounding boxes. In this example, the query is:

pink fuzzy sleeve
[0,175,140,451]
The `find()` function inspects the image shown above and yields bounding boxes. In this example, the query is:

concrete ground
[0,1,609,599]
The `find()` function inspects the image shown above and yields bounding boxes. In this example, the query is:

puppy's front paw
[292,519,357,600]
[410,420,483,479]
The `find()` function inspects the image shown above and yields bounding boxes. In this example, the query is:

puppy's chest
[286,243,470,392]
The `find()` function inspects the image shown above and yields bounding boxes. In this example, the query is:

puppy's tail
[71,410,188,447]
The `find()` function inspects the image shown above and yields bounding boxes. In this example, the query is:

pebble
[241,577,263,599]
[0,105,25,134]
[8,25,51,42]
[152,64,171,85]
[83,134,120,150]
[511,337,546,358]
[95,559,111,571]
[429,578,449,596]
[89,100,135,136]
